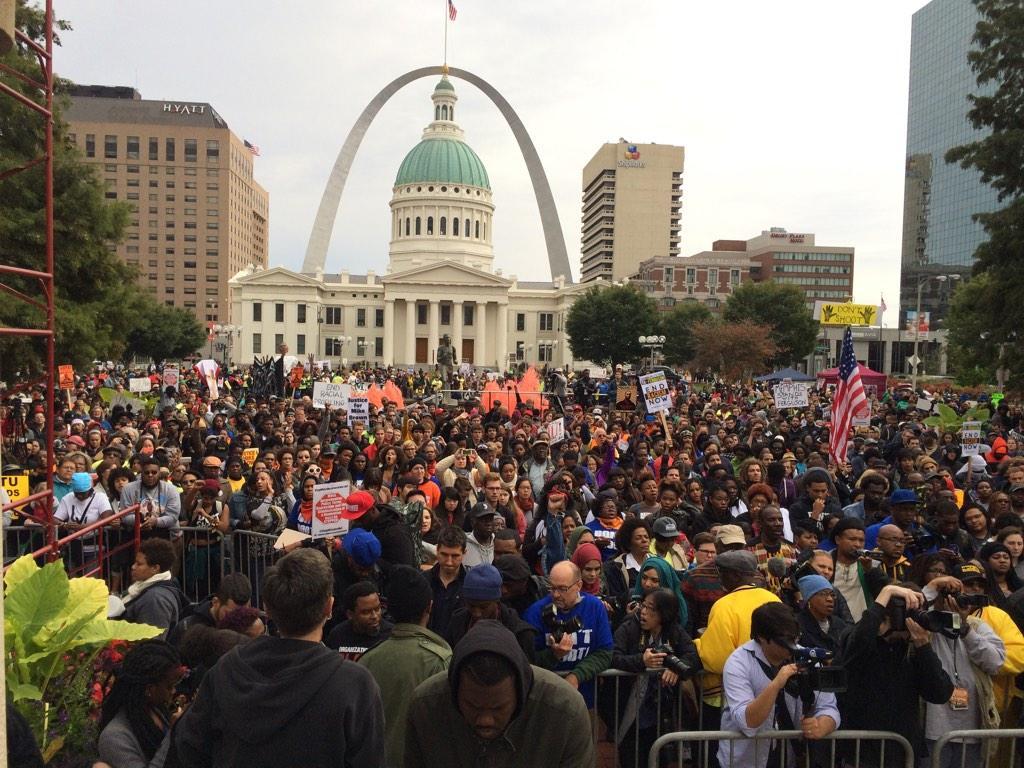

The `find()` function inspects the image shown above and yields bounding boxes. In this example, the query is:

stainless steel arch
[301,65,573,282]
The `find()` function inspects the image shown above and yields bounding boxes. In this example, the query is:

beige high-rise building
[64,85,269,324]
[580,140,683,283]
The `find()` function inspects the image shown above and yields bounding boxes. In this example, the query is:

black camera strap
[747,650,807,761]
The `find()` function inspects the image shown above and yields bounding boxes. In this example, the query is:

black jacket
[446,602,537,662]
[364,505,416,572]
[166,597,215,649]
[797,606,851,663]
[174,636,384,768]
[838,602,954,766]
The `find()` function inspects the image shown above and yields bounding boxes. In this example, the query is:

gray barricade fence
[929,729,1024,768]
[649,730,915,768]
[225,528,281,608]
[178,525,229,603]
[3,525,47,565]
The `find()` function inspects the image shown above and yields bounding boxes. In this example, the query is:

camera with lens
[905,528,937,557]
[653,645,694,678]
[783,643,848,700]
[952,593,990,610]
[888,595,961,634]
[854,549,886,562]
[542,604,582,643]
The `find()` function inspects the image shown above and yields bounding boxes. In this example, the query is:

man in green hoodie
[405,620,593,767]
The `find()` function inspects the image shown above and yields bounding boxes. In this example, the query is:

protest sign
[129,377,151,393]
[58,365,74,390]
[547,417,565,444]
[772,383,810,410]
[311,480,352,538]
[312,381,349,409]
[961,421,982,457]
[241,448,259,466]
[639,372,672,414]
[615,384,638,414]
[915,398,933,413]
[347,398,369,427]
[162,365,179,389]
[289,365,304,390]
[1,473,29,504]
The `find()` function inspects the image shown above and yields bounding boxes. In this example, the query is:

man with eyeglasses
[523,560,613,708]
[873,524,910,582]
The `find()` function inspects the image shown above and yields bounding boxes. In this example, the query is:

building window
[475,221,480,238]
[427,216,434,235]
[404,218,410,236]
[104,135,117,159]
[206,139,219,160]
[417,303,427,325]
[184,139,197,162]
[357,308,366,327]
[149,137,158,160]
[539,343,554,363]
[325,337,342,356]
[516,341,525,361]
[85,134,95,158]
[463,304,474,326]
[730,269,741,286]
[516,313,525,331]
[165,138,175,162]
[464,218,470,238]
[375,337,384,357]
[252,333,262,354]
[708,268,718,295]
[297,303,307,323]
[275,303,284,322]
[415,217,421,235]
[539,312,553,331]
[440,217,447,235]
[296,334,305,355]
[356,336,366,356]
[375,308,384,327]
[441,304,451,325]
[453,218,460,236]
[324,306,342,325]
[126,136,139,159]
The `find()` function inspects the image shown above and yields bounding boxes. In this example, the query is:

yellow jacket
[694,584,780,706]
[980,605,1024,711]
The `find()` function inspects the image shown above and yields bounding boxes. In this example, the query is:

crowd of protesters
[4,357,1024,768]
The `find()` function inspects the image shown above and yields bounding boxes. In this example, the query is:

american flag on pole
[880,294,887,313]
[244,139,261,156]
[830,326,868,466]
[448,0,457,20]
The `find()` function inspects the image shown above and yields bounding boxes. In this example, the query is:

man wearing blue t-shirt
[524,560,613,707]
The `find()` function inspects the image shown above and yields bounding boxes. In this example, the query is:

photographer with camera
[720,602,839,768]
[916,570,1006,767]
[838,583,955,767]
[610,587,702,768]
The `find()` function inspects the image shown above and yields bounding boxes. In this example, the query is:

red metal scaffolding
[0,0,57,551]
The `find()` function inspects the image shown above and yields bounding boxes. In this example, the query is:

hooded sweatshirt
[173,636,384,768]
[404,620,594,768]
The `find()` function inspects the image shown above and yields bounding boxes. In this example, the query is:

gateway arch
[301,65,573,283]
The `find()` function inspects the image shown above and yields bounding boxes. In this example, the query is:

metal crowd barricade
[929,729,1024,768]
[648,730,915,768]
[225,528,280,607]
[178,525,228,603]
[3,525,47,565]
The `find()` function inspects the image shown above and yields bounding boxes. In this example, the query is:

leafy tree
[125,301,205,363]
[660,301,712,366]
[0,2,185,375]
[691,319,778,381]
[722,282,818,366]
[944,0,1024,388]
[566,284,659,368]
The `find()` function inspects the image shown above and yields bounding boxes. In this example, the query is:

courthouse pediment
[383,260,511,288]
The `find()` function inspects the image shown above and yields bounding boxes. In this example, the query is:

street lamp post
[911,275,959,389]
[638,335,666,369]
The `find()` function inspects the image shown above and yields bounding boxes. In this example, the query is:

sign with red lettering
[58,365,74,389]
[311,481,352,538]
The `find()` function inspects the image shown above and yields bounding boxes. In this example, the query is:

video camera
[781,642,848,704]
[542,604,582,643]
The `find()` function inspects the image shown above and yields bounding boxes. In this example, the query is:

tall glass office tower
[899,0,999,327]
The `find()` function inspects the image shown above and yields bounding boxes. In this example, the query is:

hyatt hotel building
[64,86,269,323]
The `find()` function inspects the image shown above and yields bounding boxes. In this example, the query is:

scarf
[124,570,172,604]
[571,543,604,595]
[629,556,689,629]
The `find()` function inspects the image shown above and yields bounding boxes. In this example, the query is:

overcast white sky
[58,0,933,321]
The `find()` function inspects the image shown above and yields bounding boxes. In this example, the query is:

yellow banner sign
[1,473,30,504]
[818,303,879,326]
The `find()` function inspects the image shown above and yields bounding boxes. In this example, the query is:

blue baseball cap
[889,489,918,505]
[71,472,93,494]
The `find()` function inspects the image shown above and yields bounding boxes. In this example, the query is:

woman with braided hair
[97,640,185,768]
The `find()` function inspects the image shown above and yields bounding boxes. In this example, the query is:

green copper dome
[395,138,491,190]
[434,77,455,92]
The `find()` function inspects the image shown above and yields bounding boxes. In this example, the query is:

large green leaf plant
[924,404,991,433]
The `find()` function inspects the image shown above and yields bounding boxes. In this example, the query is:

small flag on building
[244,139,261,156]
[448,0,457,21]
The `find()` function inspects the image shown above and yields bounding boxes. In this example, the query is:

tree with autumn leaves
[691,319,778,381]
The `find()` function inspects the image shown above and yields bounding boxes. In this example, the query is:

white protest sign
[961,421,982,457]
[772,382,810,409]
[916,397,933,413]
[547,417,565,444]
[347,397,369,427]
[311,480,352,538]
[129,377,151,393]
[312,381,350,409]
[162,365,179,389]
[638,371,672,414]
[852,413,872,429]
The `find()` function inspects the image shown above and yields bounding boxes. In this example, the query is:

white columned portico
[427,300,440,366]
[452,300,464,364]
[405,299,416,366]
[476,301,488,368]
[496,303,509,373]
[383,299,395,366]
